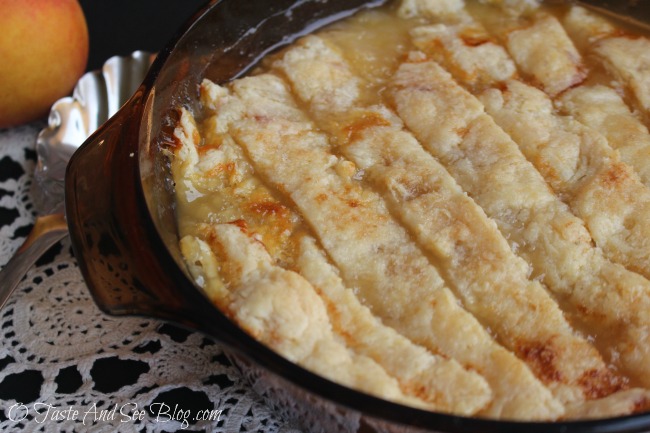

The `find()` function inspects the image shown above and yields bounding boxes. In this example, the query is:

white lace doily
[0,123,304,433]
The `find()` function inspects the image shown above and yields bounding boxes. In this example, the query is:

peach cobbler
[169,0,650,420]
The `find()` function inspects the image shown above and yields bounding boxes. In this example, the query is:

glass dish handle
[64,90,248,351]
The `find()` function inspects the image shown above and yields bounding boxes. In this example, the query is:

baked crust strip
[503,14,586,97]
[271,34,625,409]
[560,4,650,117]
[295,235,492,414]
[412,14,650,281]
[484,13,650,280]
[557,84,650,188]
[226,72,563,420]
[388,57,650,389]
[170,111,439,407]
[593,36,650,120]
[172,98,492,415]
[559,7,650,188]
[179,225,441,410]
[480,79,650,281]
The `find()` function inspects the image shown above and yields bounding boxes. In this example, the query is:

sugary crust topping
[276,34,628,409]
[481,79,650,283]
[397,0,466,20]
[558,85,650,187]
[388,55,650,391]
[411,23,517,89]
[478,0,540,16]
[505,14,586,96]
[170,0,650,422]
[562,6,616,50]
[296,236,492,414]
[594,37,650,115]
[199,224,436,409]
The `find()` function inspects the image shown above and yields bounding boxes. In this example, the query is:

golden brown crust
[410,23,516,90]
[558,85,650,187]
[593,36,650,115]
[296,236,492,414]
[274,34,624,409]
[170,0,650,422]
[481,79,650,281]
[388,57,650,390]
[505,14,586,96]
[230,73,562,420]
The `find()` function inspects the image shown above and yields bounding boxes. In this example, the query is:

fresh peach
[0,0,89,128]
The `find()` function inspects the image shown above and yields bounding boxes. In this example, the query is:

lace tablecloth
[0,123,303,432]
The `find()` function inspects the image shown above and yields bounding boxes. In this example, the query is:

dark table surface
[79,0,209,71]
